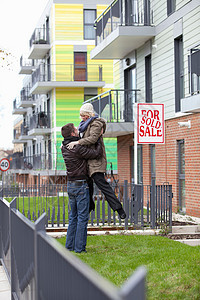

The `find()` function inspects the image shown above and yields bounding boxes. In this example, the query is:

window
[178,140,185,213]
[84,95,97,102]
[84,9,96,40]
[74,52,87,81]
[144,0,150,25]
[174,35,184,112]
[145,54,152,103]
[167,0,176,16]
[125,0,139,25]
[124,66,136,121]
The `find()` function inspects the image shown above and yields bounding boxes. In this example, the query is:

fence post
[35,212,46,300]
[10,197,17,300]
[124,180,128,229]
[119,266,147,300]
[168,185,173,232]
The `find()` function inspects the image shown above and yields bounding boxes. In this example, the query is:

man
[61,123,102,253]
[67,103,126,219]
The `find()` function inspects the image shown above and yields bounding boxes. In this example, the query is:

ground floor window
[178,139,185,213]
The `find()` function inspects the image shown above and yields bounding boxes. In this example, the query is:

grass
[58,235,200,299]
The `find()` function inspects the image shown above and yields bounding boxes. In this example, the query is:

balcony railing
[95,0,153,46]
[85,89,140,122]
[9,153,65,171]
[20,87,33,102]
[189,43,200,95]
[31,63,103,86]
[13,98,19,110]
[29,112,50,131]
[29,27,50,48]
[13,124,29,140]
[20,56,34,68]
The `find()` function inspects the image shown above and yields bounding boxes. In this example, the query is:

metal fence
[0,197,146,300]
[0,180,172,230]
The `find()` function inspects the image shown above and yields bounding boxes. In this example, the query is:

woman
[67,103,126,219]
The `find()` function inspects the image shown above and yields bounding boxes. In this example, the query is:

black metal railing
[29,112,50,130]
[31,63,103,86]
[20,86,34,102]
[29,27,50,48]
[13,98,18,110]
[95,0,154,45]
[189,43,200,95]
[0,181,172,230]
[85,89,140,122]
[9,152,65,171]
[13,124,29,140]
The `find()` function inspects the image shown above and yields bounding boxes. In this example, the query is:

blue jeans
[66,181,89,253]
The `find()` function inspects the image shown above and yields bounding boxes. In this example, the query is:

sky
[0,0,49,150]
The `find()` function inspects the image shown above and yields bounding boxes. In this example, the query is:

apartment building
[11,0,116,185]
[88,0,200,217]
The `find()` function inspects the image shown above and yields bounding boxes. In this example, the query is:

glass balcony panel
[95,0,153,46]
[31,63,103,86]
[85,89,139,123]
[191,48,200,94]
[29,28,50,48]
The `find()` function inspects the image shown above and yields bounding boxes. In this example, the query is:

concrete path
[0,265,11,300]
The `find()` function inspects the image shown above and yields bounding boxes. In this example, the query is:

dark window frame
[167,0,176,16]
[74,52,87,81]
[178,139,185,212]
[174,35,184,112]
[83,9,96,40]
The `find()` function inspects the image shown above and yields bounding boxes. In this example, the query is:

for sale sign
[137,103,165,144]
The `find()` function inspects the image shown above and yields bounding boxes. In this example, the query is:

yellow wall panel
[56,88,84,127]
[55,45,73,81]
[55,4,83,40]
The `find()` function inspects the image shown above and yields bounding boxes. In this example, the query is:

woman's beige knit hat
[80,103,95,115]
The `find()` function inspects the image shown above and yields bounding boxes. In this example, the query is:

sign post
[134,103,165,184]
[0,158,10,197]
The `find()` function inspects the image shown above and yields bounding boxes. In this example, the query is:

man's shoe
[117,208,126,219]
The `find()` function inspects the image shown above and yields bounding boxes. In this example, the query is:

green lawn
[58,235,200,299]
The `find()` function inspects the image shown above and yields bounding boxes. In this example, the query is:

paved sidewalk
[0,265,11,300]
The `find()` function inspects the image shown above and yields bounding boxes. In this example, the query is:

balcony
[19,56,35,74]
[91,0,155,60]
[85,89,140,137]
[13,124,33,144]
[12,98,27,115]
[28,27,50,59]
[28,112,51,136]
[19,87,36,108]
[181,43,200,113]
[30,63,105,94]
[9,153,66,175]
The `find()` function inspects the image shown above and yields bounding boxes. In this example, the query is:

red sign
[0,158,10,172]
[137,103,165,144]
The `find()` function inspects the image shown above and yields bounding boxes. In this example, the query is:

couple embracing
[61,103,126,253]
